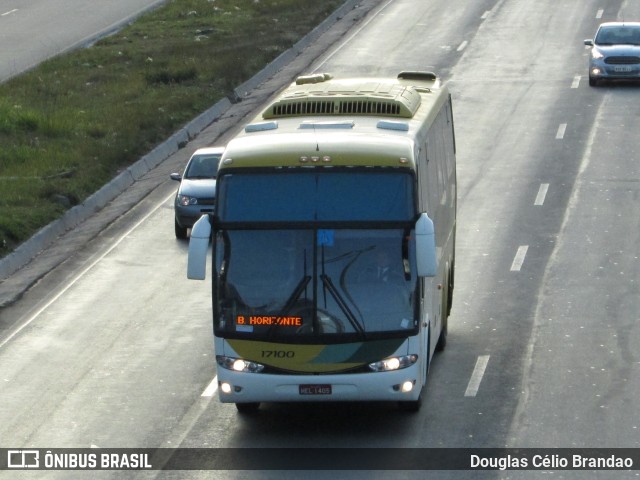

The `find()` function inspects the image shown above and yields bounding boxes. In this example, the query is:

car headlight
[591,48,605,60]
[368,354,418,372]
[177,194,198,206]
[217,355,265,373]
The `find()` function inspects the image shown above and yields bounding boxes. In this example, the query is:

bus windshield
[213,228,418,341]
[216,170,414,222]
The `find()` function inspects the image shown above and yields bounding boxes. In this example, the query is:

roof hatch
[262,75,423,120]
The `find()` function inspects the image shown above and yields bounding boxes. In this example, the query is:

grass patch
[0,0,344,259]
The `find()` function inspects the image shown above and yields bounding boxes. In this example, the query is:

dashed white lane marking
[1,9,18,16]
[596,9,604,19]
[201,376,219,397]
[534,183,549,206]
[465,355,490,397]
[481,11,491,20]
[457,40,468,52]
[571,76,581,89]
[510,246,529,272]
[556,123,567,139]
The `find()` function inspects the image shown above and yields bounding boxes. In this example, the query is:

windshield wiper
[282,275,312,313]
[320,274,365,337]
[266,275,311,339]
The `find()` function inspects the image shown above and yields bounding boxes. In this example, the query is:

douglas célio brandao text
[470,453,634,470]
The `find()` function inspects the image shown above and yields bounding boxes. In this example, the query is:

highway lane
[510,81,640,448]
[0,0,165,82]
[509,0,640,452]
[1,0,640,478]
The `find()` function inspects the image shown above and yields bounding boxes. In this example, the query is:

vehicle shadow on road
[228,400,423,448]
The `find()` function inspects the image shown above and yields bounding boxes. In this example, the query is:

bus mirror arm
[187,214,212,280]
[415,213,437,277]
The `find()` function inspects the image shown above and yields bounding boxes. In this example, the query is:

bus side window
[445,103,455,179]
[426,142,440,213]
[436,110,448,205]
[417,146,429,213]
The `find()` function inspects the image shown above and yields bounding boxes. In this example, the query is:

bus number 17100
[261,350,295,358]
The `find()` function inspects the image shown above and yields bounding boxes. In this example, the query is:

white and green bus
[188,72,456,412]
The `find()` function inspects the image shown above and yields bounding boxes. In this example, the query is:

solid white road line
[316,0,394,69]
[201,376,219,397]
[1,9,18,16]
[465,355,490,397]
[0,191,176,350]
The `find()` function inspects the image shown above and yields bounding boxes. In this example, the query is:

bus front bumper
[216,364,423,404]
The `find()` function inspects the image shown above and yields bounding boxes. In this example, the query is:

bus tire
[447,259,454,316]
[435,320,447,352]
[235,402,260,414]
[436,271,449,352]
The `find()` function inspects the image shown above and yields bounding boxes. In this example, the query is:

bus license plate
[299,384,332,395]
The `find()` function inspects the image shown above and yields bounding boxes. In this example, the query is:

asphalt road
[0,0,165,81]
[2,0,640,479]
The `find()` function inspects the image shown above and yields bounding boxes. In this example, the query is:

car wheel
[175,219,188,239]
[235,402,260,414]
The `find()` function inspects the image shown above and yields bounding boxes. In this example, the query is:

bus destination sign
[236,316,303,327]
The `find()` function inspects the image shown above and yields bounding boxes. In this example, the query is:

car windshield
[185,154,221,179]
[595,25,640,45]
[213,228,418,341]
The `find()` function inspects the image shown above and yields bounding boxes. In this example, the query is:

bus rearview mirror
[415,213,437,277]
[187,214,211,280]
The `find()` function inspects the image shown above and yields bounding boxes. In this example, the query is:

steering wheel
[354,265,406,284]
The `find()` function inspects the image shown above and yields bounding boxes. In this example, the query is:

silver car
[170,146,223,239]
[585,22,640,86]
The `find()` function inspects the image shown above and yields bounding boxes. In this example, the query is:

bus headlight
[217,355,265,373]
[368,354,418,372]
